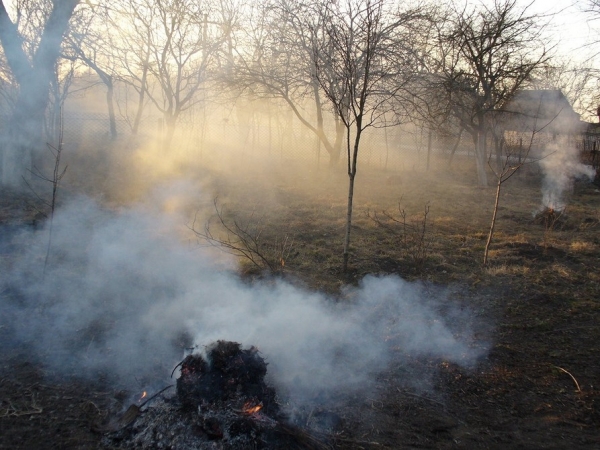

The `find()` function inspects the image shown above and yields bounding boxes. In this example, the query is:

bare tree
[192,199,295,275]
[0,0,81,187]
[483,128,536,266]
[105,0,153,135]
[234,0,345,166]
[401,8,464,168]
[315,0,421,271]
[483,93,563,265]
[436,0,551,186]
[65,3,119,139]
[98,0,226,145]
[130,0,225,150]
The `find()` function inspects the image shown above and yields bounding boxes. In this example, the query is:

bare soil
[1,157,599,449]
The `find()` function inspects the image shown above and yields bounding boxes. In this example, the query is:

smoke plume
[0,188,486,405]
[538,138,595,211]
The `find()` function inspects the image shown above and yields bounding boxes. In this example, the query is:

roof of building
[501,89,582,134]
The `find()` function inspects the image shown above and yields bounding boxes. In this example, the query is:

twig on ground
[0,393,43,417]
[553,365,581,392]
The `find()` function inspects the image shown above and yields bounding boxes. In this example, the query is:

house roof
[501,89,582,134]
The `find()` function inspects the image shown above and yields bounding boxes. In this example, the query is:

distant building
[501,89,583,136]
[499,89,585,158]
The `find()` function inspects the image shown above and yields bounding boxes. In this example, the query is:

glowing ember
[242,401,263,415]
[138,391,147,402]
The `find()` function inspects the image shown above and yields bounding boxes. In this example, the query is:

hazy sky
[482,0,597,62]
[0,0,597,62]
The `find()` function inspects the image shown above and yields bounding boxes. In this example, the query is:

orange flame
[242,401,263,414]
[139,391,147,402]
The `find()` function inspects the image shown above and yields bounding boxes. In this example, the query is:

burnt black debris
[176,340,277,415]
[103,340,331,449]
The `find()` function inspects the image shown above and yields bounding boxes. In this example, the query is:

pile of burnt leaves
[532,207,567,230]
[176,340,278,414]
[103,340,332,449]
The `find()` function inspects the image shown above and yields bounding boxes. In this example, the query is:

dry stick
[553,365,581,392]
[0,394,43,417]
[20,109,67,276]
[44,108,67,276]
[105,385,174,432]
[138,385,174,409]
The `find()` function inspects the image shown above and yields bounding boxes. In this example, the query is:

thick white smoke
[0,188,486,405]
[538,138,595,211]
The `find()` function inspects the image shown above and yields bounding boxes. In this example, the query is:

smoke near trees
[0,0,595,269]
[432,0,552,186]
[0,0,80,187]
[313,0,424,271]
[0,4,598,445]
[1,193,485,402]
[0,0,567,183]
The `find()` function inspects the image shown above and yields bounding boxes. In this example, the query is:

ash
[103,341,327,449]
[107,396,275,449]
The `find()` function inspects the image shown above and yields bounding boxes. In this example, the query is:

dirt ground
[1,155,599,449]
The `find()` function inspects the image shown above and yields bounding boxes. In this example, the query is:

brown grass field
[1,151,599,449]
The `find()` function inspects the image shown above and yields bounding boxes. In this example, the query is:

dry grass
[484,264,531,276]
[2,152,600,450]
[570,240,597,253]
[197,156,599,298]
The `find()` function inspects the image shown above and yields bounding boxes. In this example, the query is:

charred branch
[191,198,295,275]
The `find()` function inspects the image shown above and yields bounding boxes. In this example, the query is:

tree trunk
[343,125,362,272]
[106,78,117,140]
[329,125,344,167]
[72,53,117,140]
[0,0,80,187]
[448,128,463,167]
[342,171,356,272]
[132,64,148,135]
[426,128,433,171]
[2,103,40,186]
[475,129,488,186]
[483,176,502,265]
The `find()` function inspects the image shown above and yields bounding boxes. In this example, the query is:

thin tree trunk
[448,128,463,167]
[426,128,433,171]
[70,52,117,140]
[483,177,502,265]
[330,121,344,167]
[132,65,148,135]
[106,79,117,140]
[343,124,362,272]
[343,172,355,271]
[475,129,488,186]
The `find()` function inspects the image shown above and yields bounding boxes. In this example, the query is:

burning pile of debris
[102,340,330,449]
[533,207,566,230]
